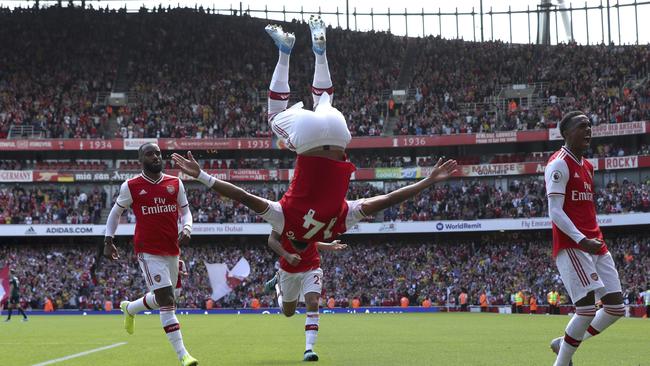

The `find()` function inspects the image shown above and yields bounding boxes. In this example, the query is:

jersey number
[302,209,336,240]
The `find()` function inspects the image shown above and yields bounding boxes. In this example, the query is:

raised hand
[171,151,201,178]
[427,158,458,183]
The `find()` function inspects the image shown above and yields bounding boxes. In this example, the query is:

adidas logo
[139,189,147,195]
[574,172,580,178]
[25,226,37,235]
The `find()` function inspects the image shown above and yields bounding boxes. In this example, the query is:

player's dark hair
[138,142,155,161]
[559,111,586,138]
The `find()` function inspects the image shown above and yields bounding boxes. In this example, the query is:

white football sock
[312,51,333,107]
[582,304,625,341]
[160,306,188,360]
[305,311,319,351]
[554,305,596,366]
[275,283,284,313]
[268,51,290,120]
[126,292,159,315]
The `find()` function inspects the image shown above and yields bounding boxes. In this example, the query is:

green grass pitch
[1,312,648,365]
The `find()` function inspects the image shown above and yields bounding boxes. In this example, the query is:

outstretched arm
[171,151,269,214]
[361,158,457,217]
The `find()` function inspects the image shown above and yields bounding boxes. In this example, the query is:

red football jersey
[279,202,351,273]
[116,173,189,256]
[545,147,607,258]
[279,155,355,244]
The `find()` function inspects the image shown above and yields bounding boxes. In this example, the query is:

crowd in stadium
[399,38,650,135]
[1,234,647,311]
[1,176,648,225]
[0,186,107,225]
[1,6,648,140]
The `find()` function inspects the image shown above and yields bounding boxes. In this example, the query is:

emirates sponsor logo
[141,204,177,215]
[141,197,177,215]
[571,191,594,201]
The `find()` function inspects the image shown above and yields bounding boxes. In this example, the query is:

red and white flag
[205,258,250,301]
[0,267,9,303]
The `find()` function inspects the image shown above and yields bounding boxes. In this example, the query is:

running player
[104,143,198,366]
[545,111,625,366]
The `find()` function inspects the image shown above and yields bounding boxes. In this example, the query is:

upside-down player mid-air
[172,16,457,362]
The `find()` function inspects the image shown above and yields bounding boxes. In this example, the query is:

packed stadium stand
[1,6,649,317]
[1,233,649,312]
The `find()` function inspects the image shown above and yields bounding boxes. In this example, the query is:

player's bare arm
[316,240,347,251]
[267,231,301,266]
[171,151,270,214]
[361,158,457,216]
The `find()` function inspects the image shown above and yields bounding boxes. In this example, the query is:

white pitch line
[32,342,127,366]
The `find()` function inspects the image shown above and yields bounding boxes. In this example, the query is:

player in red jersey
[104,143,198,366]
[172,150,456,362]
[172,16,456,362]
[544,112,624,366]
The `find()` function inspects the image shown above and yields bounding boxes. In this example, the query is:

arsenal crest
[590,273,599,281]
[166,185,175,194]
[154,275,162,283]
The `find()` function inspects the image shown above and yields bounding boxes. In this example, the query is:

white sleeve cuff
[197,170,216,188]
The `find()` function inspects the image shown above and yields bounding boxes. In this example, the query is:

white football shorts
[556,248,622,303]
[137,253,179,292]
[278,268,324,303]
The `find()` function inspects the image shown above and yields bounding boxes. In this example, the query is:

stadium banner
[10,155,650,183]
[33,171,74,182]
[159,138,272,151]
[73,172,112,181]
[475,131,518,144]
[229,169,272,181]
[0,170,33,182]
[549,121,648,141]
[1,213,648,236]
[603,155,639,170]
[375,167,403,179]
[123,138,158,150]
[459,163,526,177]
[0,139,122,151]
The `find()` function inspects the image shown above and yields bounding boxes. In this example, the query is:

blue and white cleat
[308,15,327,55]
[265,24,295,55]
[264,272,278,294]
